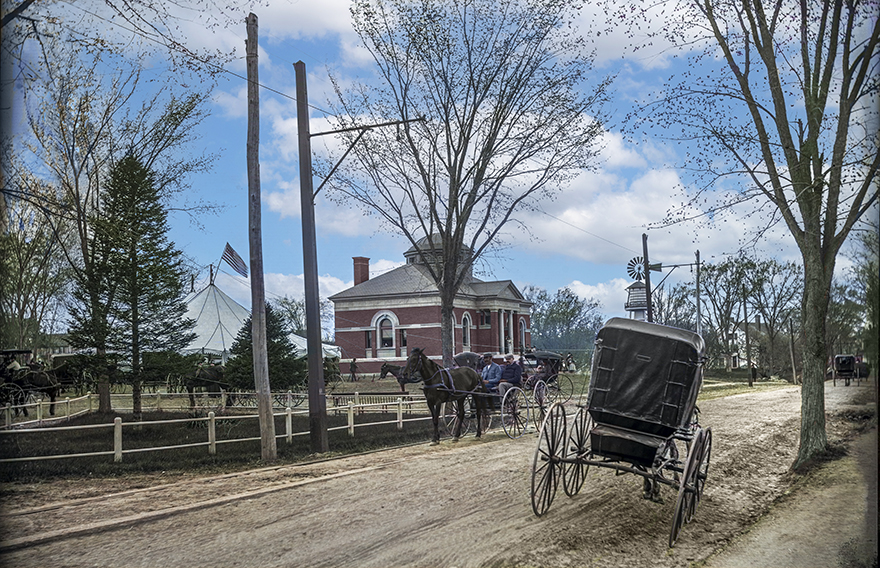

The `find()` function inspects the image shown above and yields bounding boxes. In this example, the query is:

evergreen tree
[226,303,307,392]
[101,155,195,419]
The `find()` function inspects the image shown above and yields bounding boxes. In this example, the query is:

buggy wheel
[689,427,712,520]
[501,387,529,439]
[548,374,574,403]
[532,380,548,430]
[443,399,473,437]
[563,406,592,496]
[530,402,567,516]
[669,428,706,547]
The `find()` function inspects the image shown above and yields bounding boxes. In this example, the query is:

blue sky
[15,0,875,329]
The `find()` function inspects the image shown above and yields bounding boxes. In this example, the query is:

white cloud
[567,278,631,319]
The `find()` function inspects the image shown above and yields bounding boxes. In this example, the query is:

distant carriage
[529,318,712,547]
[1,349,62,416]
[398,348,532,442]
[833,354,857,386]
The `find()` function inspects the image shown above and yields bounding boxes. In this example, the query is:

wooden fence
[0,397,435,465]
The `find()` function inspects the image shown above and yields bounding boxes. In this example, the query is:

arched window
[519,317,527,350]
[379,317,394,348]
[462,314,471,348]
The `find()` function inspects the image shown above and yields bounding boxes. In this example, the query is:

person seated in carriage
[497,354,523,398]
[525,364,547,389]
[480,353,501,393]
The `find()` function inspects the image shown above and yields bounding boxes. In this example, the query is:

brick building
[329,236,532,374]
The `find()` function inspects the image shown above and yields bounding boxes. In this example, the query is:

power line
[53,0,335,116]
[538,210,641,255]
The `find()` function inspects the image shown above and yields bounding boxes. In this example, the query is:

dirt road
[0,383,875,567]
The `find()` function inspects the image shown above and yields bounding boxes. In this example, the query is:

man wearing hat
[480,353,502,393]
[497,354,523,398]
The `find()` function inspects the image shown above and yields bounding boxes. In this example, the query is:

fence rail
[0,397,438,465]
[1,390,428,429]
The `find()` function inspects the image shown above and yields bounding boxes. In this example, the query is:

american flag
[222,243,248,277]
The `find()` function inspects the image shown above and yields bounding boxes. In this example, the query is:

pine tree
[101,155,195,419]
[226,303,307,391]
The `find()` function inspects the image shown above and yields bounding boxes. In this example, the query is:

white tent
[184,283,340,361]
[183,283,250,362]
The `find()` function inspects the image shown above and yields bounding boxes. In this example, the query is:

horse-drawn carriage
[831,354,869,386]
[1,349,62,417]
[530,318,712,547]
[398,348,533,441]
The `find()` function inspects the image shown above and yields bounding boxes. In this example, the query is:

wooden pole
[246,12,277,461]
[695,250,702,336]
[743,284,752,387]
[294,61,329,453]
[642,234,653,323]
[788,318,799,384]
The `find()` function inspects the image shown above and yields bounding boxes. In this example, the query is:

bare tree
[609,0,879,468]
[700,259,749,370]
[746,259,801,376]
[329,0,611,365]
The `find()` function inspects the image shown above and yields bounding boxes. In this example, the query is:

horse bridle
[399,351,426,385]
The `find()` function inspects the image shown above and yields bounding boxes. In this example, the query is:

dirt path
[0,383,875,568]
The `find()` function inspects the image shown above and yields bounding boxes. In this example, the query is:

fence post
[208,411,216,455]
[65,398,70,421]
[354,392,360,415]
[221,390,227,408]
[156,391,162,411]
[286,390,293,409]
[114,417,123,462]
[286,407,292,443]
[88,392,93,413]
[4,404,10,428]
[36,398,43,423]
[397,398,403,430]
[348,401,355,436]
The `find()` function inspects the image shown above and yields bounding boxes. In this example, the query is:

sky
[12,0,878,333]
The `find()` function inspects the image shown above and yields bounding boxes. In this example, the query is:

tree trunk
[793,250,834,469]
[440,290,456,368]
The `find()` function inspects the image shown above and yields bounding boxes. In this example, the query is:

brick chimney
[353,257,370,285]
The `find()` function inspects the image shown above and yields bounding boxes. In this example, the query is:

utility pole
[246,12,277,461]
[788,318,798,385]
[642,233,654,323]
[695,250,701,336]
[295,61,329,453]
[743,284,752,387]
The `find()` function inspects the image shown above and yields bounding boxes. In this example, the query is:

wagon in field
[530,317,712,547]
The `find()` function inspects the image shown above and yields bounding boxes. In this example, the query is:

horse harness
[402,354,483,397]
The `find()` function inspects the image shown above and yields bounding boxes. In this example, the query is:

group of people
[480,353,527,397]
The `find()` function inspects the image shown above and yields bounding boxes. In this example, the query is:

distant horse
[398,348,487,445]
[6,368,61,416]
[186,365,232,408]
[379,363,403,382]
[453,351,482,371]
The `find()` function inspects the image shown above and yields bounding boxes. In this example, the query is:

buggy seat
[587,318,705,467]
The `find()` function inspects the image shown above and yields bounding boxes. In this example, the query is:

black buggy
[529,317,712,547]
[833,354,857,386]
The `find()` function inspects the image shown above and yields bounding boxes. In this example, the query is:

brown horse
[379,362,403,382]
[399,348,487,445]
[7,368,61,416]
[186,365,231,408]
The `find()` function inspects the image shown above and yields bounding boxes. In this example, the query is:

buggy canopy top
[588,318,705,438]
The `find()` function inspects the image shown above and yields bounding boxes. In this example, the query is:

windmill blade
[627,257,645,280]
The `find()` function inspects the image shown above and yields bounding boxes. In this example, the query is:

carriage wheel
[501,387,529,439]
[442,399,473,437]
[563,406,592,496]
[532,380,548,430]
[688,427,712,522]
[669,428,706,547]
[548,374,574,404]
[530,402,567,516]
[0,383,26,410]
